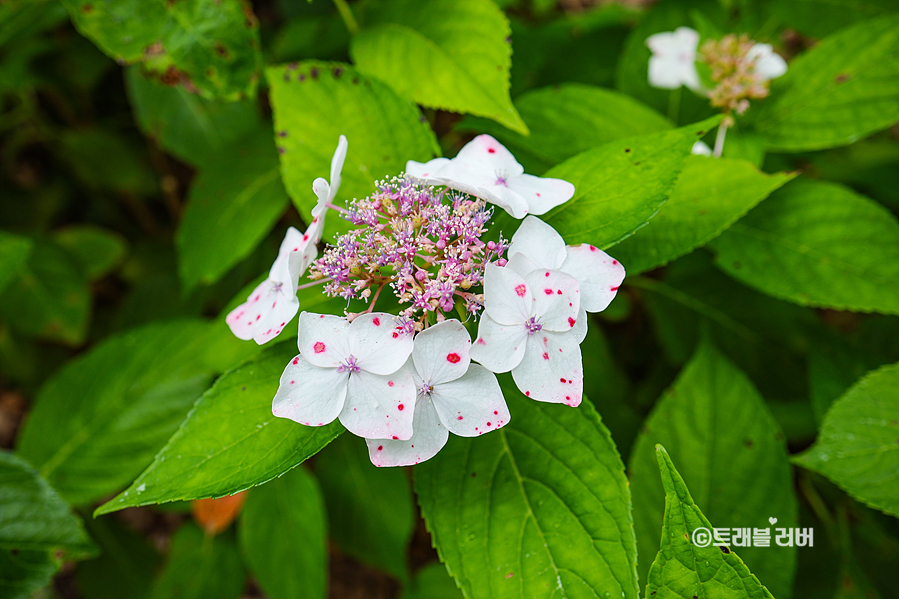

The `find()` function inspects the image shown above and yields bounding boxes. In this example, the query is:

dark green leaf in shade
[16,320,231,505]
[95,342,344,515]
[628,341,798,598]
[749,14,899,152]
[266,61,440,241]
[456,83,672,174]
[610,156,795,275]
[645,446,776,599]
[75,517,160,599]
[0,0,67,47]
[125,67,260,166]
[177,130,291,291]
[763,0,897,39]
[793,362,899,518]
[399,562,464,599]
[53,226,128,282]
[0,549,58,599]
[350,0,526,134]
[0,231,31,294]
[314,433,414,582]
[239,466,327,599]
[414,379,639,599]
[0,237,90,346]
[541,116,721,249]
[0,451,94,557]
[56,128,158,195]
[709,179,899,315]
[149,524,245,599]
[62,0,262,100]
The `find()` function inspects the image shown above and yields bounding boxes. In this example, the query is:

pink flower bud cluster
[701,34,773,115]
[309,176,508,327]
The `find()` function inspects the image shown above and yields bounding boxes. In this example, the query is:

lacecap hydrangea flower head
[228,134,625,467]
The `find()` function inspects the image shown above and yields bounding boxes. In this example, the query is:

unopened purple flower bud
[487,241,496,250]
[496,258,507,267]
[436,239,446,250]
[415,270,428,281]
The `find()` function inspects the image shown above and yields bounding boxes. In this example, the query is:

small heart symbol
[768,517,778,525]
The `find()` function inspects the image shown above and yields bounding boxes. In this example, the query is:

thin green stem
[332,0,359,35]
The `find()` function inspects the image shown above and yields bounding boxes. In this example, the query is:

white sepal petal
[366,397,448,467]
[505,174,574,216]
[349,313,414,376]
[272,355,348,426]
[405,157,451,182]
[512,330,583,406]
[483,263,531,326]
[560,244,625,313]
[431,364,508,437]
[508,215,566,270]
[469,314,528,373]
[339,369,416,440]
[526,269,579,332]
[297,312,351,369]
[572,306,588,344]
[411,320,471,385]
[748,43,788,80]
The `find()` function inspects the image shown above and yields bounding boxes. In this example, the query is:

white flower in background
[226,226,315,344]
[406,135,575,219]
[273,312,416,440]
[506,216,625,343]
[366,320,509,467]
[747,43,788,81]
[646,27,702,91]
[691,141,713,156]
[469,263,583,406]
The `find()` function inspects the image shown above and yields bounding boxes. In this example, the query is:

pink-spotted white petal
[474,182,530,219]
[512,330,583,406]
[572,306,588,344]
[270,226,305,285]
[469,314,528,373]
[560,244,625,313]
[483,263,531,326]
[366,397,447,467]
[431,364,508,437]
[297,312,351,369]
[339,369,416,440]
[508,215,566,270]
[349,313,414,376]
[225,279,273,341]
[272,355,348,426]
[505,174,575,216]
[526,269,580,332]
[405,157,452,182]
[411,320,471,385]
[252,293,300,345]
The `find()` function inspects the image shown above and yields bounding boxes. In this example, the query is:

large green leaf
[351,0,526,134]
[709,179,899,315]
[645,446,776,599]
[0,231,31,294]
[314,433,414,582]
[53,226,128,282]
[762,0,898,39]
[399,563,464,599]
[125,67,260,166]
[749,14,899,151]
[0,549,58,599]
[266,61,440,241]
[177,130,290,291]
[149,524,245,599]
[62,0,262,99]
[15,320,234,505]
[239,466,327,599]
[609,156,796,275]
[541,116,721,248]
[415,381,639,599]
[794,362,899,518]
[75,517,160,599]
[95,343,344,515]
[0,237,90,346]
[456,83,672,174]
[628,341,797,598]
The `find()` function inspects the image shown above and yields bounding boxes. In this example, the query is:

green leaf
[414,380,639,599]
[762,0,898,39]
[266,61,440,241]
[645,446,776,599]
[749,14,899,151]
[399,562,464,599]
[95,343,344,515]
[125,67,260,166]
[794,362,899,518]
[239,466,327,599]
[56,128,158,195]
[709,179,899,314]
[15,320,227,505]
[0,451,94,558]
[75,517,160,599]
[314,433,414,582]
[62,0,262,100]
[350,0,526,134]
[0,549,58,599]
[0,231,31,294]
[456,83,672,174]
[53,226,128,282]
[177,130,290,291]
[0,237,90,345]
[628,341,798,598]
[541,116,721,248]
[610,156,796,275]
[149,524,245,599]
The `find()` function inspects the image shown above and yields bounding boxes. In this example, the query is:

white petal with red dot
[505,174,574,216]
[225,279,272,341]
[508,215,566,270]
[348,313,414,376]
[526,269,579,332]
[252,291,299,345]
[572,306,588,344]
[339,369,416,440]
[560,244,625,313]
[405,157,451,182]
[512,330,583,406]
[411,320,471,385]
[272,355,349,426]
[366,397,447,467]
[483,263,531,326]
[431,364,508,437]
[297,312,351,369]
[469,314,528,373]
